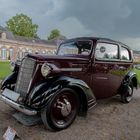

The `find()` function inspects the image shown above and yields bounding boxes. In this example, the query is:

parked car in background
[0,37,138,131]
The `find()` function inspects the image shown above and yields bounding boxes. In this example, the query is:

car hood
[27,53,89,62]
[27,53,89,72]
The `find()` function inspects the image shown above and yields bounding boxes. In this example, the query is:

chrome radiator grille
[15,58,36,97]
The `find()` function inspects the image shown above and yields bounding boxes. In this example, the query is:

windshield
[57,40,92,56]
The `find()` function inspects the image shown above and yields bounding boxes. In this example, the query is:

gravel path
[0,89,140,140]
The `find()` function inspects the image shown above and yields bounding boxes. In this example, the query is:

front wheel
[41,88,79,131]
[121,82,133,103]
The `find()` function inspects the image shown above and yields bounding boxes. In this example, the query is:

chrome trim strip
[88,99,95,103]
[0,95,37,116]
[60,68,82,72]
[47,63,82,72]
[96,77,108,80]
[88,103,97,110]
[88,101,96,106]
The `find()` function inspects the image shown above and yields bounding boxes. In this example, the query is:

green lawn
[0,61,11,79]
[134,68,140,85]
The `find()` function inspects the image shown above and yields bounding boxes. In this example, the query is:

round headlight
[41,63,51,77]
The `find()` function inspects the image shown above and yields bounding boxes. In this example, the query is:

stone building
[133,50,140,62]
[0,26,64,61]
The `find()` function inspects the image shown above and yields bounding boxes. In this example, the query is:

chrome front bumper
[0,89,37,116]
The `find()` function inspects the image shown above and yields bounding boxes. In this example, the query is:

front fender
[28,76,96,113]
[127,71,137,79]
[1,72,18,90]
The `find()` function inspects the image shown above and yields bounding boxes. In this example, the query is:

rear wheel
[121,81,133,103]
[41,88,79,131]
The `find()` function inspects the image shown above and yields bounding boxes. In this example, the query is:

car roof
[62,37,130,50]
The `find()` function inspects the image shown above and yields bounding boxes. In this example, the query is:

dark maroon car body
[28,37,137,98]
[0,37,138,131]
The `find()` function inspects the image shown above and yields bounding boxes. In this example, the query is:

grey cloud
[0,0,140,50]
[55,0,140,49]
[56,0,134,38]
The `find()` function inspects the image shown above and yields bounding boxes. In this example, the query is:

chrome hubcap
[56,98,72,117]
[51,92,78,127]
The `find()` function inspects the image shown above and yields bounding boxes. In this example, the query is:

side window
[58,40,92,56]
[95,43,119,60]
[9,47,14,59]
[120,46,130,61]
[1,47,7,60]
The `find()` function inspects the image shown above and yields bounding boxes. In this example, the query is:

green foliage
[0,61,11,79]
[48,29,61,40]
[134,68,140,85]
[134,61,140,64]
[134,62,140,85]
[6,13,38,38]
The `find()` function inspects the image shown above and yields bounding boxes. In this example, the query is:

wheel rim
[126,86,133,102]
[51,92,78,128]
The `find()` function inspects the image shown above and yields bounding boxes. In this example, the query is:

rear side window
[95,43,119,60]
[120,46,130,61]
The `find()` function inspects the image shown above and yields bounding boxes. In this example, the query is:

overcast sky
[0,0,140,50]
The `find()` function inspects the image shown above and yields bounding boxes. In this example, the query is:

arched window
[1,47,7,59]
[46,50,51,54]
[17,49,22,59]
[42,50,46,54]
[28,49,32,53]
[52,50,56,54]
[35,50,39,54]
[22,49,26,58]
[9,47,14,59]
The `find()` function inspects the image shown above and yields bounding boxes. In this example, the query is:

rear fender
[119,71,138,94]
[123,71,138,88]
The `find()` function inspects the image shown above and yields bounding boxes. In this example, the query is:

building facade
[0,26,63,61]
[134,55,140,62]
[133,50,140,62]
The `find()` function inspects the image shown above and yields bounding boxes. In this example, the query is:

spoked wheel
[121,81,133,103]
[41,88,79,131]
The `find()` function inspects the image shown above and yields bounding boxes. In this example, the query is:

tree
[6,13,38,38]
[48,29,61,40]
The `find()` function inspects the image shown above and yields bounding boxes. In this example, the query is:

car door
[91,42,122,99]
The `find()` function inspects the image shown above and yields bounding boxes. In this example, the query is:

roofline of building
[0,38,57,49]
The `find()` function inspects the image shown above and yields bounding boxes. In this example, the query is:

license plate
[2,89,20,101]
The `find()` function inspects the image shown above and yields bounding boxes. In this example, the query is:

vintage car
[0,37,138,131]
